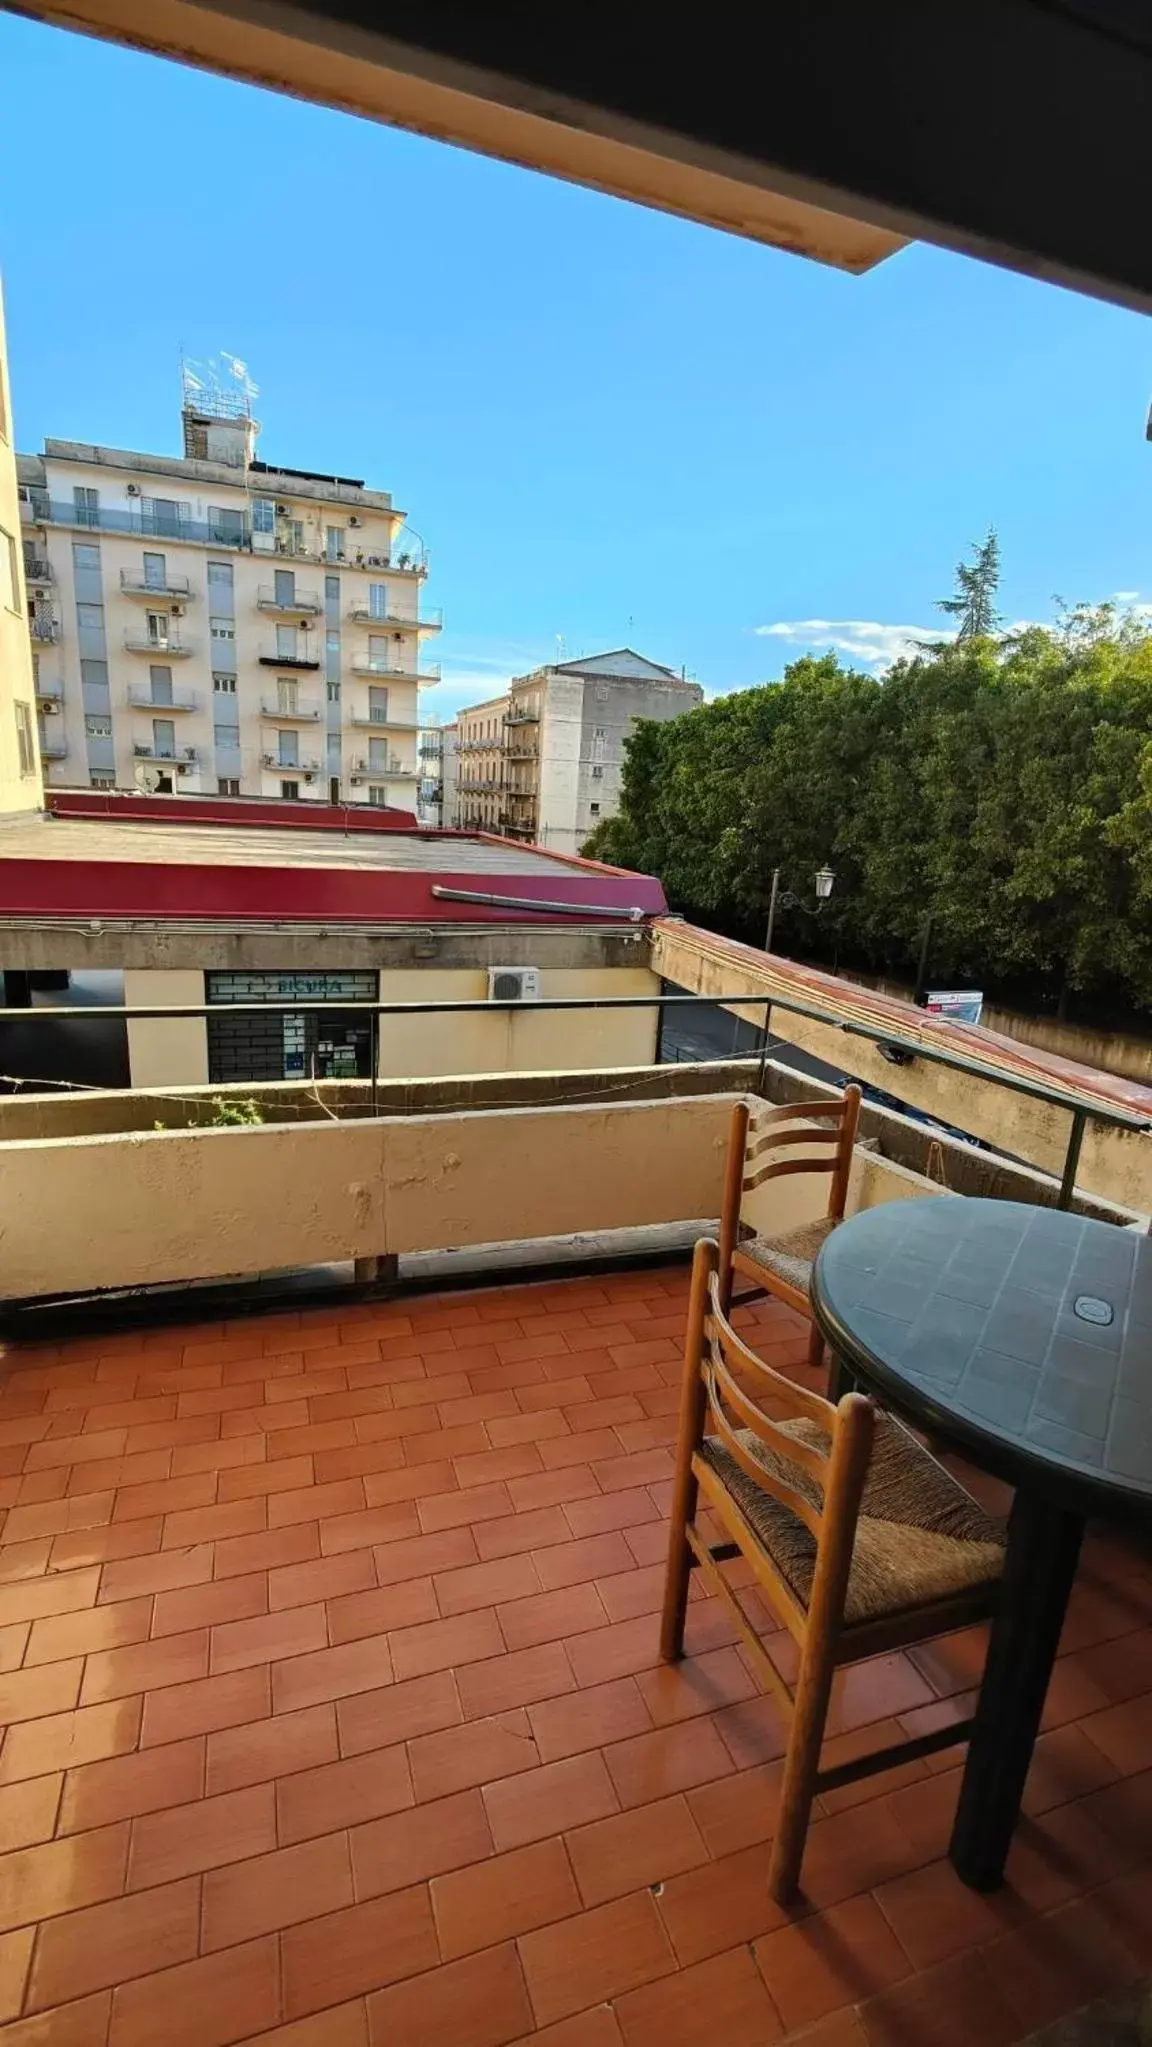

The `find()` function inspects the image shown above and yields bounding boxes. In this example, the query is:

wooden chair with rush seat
[718,1085,863,1376]
[661,1237,1006,1903]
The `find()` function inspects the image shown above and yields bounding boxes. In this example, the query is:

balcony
[349,757,419,779]
[260,697,322,721]
[34,678,64,709]
[44,501,250,548]
[257,643,321,669]
[127,686,197,712]
[350,658,441,686]
[504,706,540,724]
[120,570,194,599]
[133,742,198,768]
[261,752,323,772]
[506,744,539,761]
[346,712,419,731]
[37,734,68,759]
[28,611,59,643]
[22,555,52,584]
[257,585,323,615]
[124,633,193,657]
[346,604,443,633]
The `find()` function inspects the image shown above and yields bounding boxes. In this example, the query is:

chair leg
[768,1631,837,1902]
[659,1489,696,1662]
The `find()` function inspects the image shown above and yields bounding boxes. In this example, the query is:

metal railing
[35,681,64,707]
[349,660,441,684]
[261,753,322,771]
[347,713,419,731]
[349,757,418,777]
[37,737,67,759]
[22,556,52,582]
[260,698,322,721]
[124,634,192,657]
[346,605,443,631]
[46,503,250,548]
[257,586,322,614]
[3,985,1145,1208]
[133,743,198,765]
[128,688,197,712]
[257,643,320,667]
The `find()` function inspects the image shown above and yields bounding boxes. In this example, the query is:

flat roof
[0,810,666,925]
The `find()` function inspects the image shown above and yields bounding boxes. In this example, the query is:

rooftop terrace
[0,1262,1150,2047]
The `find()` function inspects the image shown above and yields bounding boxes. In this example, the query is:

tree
[937,529,1002,641]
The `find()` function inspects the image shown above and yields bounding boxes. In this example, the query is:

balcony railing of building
[37,735,68,759]
[45,503,251,548]
[22,554,52,584]
[28,611,59,643]
[260,753,324,773]
[257,643,321,669]
[120,571,194,599]
[127,687,198,713]
[124,633,193,657]
[346,605,443,633]
[257,586,323,615]
[132,743,198,768]
[505,745,539,761]
[349,659,441,685]
[349,757,419,779]
[259,698,322,722]
[346,713,419,731]
[504,707,540,724]
[34,679,64,709]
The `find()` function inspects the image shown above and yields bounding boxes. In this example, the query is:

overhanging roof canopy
[10,0,1152,310]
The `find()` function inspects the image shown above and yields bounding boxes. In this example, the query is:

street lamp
[764,865,836,955]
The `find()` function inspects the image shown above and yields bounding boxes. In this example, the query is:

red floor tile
[519,1889,676,2028]
[432,1837,581,1959]
[367,1939,533,2047]
[614,1944,782,2047]
[565,1793,709,1908]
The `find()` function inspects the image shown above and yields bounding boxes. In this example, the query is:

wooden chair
[661,1237,1005,1903]
[718,1085,863,1372]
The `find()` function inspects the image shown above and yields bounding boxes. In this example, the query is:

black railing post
[1057,1108,1086,1211]
[755,1003,774,1097]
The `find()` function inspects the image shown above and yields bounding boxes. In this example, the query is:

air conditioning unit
[171,604,183,617]
[348,516,361,527]
[276,503,290,514]
[488,967,541,1004]
[126,483,140,496]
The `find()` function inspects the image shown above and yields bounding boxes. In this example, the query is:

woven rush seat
[738,1215,835,1295]
[699,1410,1005,1627]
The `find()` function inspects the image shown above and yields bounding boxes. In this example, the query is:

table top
[811,1196,1152,1517]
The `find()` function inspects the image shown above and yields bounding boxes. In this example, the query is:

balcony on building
[37,733,68,759]
[127,685,198,713]
[34,677,64,709]
[260,752,323,772]
[257,642,321,669]
[349,756,419,780]
[257,585,323,615]
[119,570,194,600]
[133,742,198,770]
[346,604,443,634]
[124,632,193,658]
[504,705,540,724]
[22,552,52,585]
[259,697,322,722]
[505,741,538,760]
[349,658,441,686]
[346,710,419,731]
[45,502,251,549]
[28,609,59,643]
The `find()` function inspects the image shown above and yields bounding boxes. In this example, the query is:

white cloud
[1114,591,1140,603]
[752,618,948,673]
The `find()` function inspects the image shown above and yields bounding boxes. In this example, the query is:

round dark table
[811,1194,1152,1890]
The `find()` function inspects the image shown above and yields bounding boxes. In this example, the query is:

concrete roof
[0,811,577,877]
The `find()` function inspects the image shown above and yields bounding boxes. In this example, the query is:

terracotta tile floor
[0,1263,1151,2047]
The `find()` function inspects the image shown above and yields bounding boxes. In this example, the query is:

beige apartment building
[15,372,440,809]
[0,281,42,813]
[449,648,702,851]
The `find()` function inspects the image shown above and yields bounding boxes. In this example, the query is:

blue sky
[2,16,1150,720]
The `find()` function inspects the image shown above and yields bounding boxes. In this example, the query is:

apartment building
[0,281,42,813]
[449,648,703,851]
[15,371,440,810]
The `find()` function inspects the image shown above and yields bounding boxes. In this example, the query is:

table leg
[828,1351,856,1402]
[949,1489,1084,1890]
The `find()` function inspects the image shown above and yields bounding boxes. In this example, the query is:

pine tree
[938,529,1002,640]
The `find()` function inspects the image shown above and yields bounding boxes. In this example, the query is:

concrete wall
[0,1092,735,1300]
[0,280,42,814]
[376,965,661,1077]
[653,922,1152,1214]
[124,968,208,1088]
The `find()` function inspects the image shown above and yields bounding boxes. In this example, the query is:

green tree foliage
[937,529,1002,640]
[582,609,1152,1010]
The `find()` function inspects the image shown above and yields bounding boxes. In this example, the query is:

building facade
[447,649,702,851]
[15,378,439,810]
[0,280,42,814]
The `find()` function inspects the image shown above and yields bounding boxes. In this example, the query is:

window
[280,780,299,800]
[145,497,181,538]
[369,686,389,723]
[207,561,234,595]
[143,551,166,591]
[210,617,235,642]
[367,634,389,670]
[145,611,170,648]
[90,772,115,789]
[13,702,35,777]
[595,684,609,701]
[252,497,275,534]
[213,673,237,694]
[368,738,388,768]
[149,666,174,705]
[84,715,113,738]
[325,527,344,562]
[72,543,100,573]
[214,724,239,750]
[274,568,295,607]
[326,679,340,703]
[152,718,176,758]
[0,527,17,612]
[329,776,341,804]
[73,486,99,527]
[589,802,601,816]
[591,764,603,780]
[76,602,105,633]
[207,506,245,546]
[218,777,241,796]
[594,726,607,739]
[277,678,299,715]
[368,583,388,619]
[278,730,299,767]
[368,786,388,806]
[325,574,340,601]
[275,624,299,659]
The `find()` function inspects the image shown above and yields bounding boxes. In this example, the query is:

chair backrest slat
[746,1125,841,1161]
[707,1275,834,1427]
[702,1365,825,1539]
[707,1333,830,1485]
[748,1096,846,1130]
[745,1156,846,1191]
